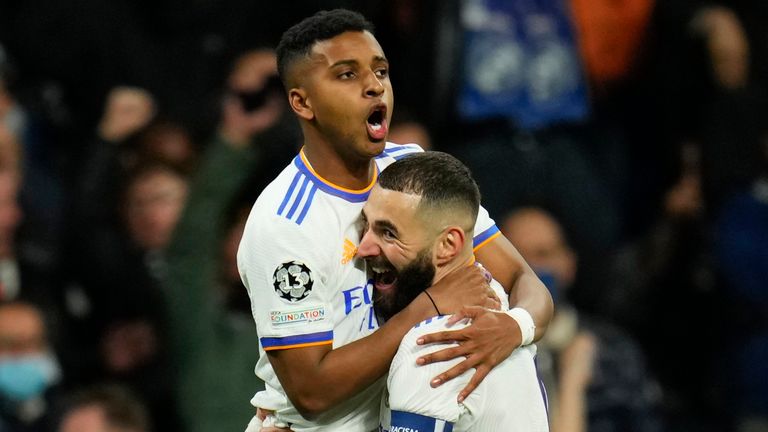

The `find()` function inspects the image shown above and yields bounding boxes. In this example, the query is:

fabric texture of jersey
[381,280,549,432]
[237,143,499,431]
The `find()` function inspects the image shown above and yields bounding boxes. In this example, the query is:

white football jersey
[238,143,501,431]
[380,280,549,432]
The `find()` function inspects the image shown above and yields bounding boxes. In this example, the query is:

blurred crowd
[0,1,766,431]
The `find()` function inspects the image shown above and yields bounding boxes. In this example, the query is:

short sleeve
[472,205,500,252]
[238,211,335,351]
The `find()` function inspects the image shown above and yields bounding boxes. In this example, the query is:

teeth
[370,123,382,130]
[371,266,389,273]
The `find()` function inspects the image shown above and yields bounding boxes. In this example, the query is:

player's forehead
[363,185,420,227]
[309,30,387,68]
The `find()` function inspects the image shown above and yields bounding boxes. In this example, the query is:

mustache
[365,255,394,271]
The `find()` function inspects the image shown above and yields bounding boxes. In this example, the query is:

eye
[375,68,388,79]
[339,71,356,80]
[382,229,396,240]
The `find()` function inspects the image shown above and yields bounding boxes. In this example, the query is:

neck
[432,247,476,286]
[301,135,377,191]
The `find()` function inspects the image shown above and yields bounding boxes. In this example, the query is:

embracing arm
[475,234,553,341]
[414,233,553,402]
[266,293,430,419]
[266,267,495,419]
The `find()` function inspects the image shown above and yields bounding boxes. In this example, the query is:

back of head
[276,9,374,87]
[377,151,480,231]
[58,384,149,432]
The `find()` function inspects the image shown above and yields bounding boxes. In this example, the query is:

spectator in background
[502,207,663,432]
[0,166,23,301]
[387,109,432,150]
[681,5,764,215]
[0,301,61,432]
[163,48,297,432]
[135,120,198,176]
[61,86,188,431]
[57,384,149,432]
[715,134,768,431]
[0,126,61,338]
[73,87,157,229]
[81,162,187,431]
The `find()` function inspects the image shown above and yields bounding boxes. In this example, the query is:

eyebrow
[330,55,389,69]
[360,208,399,236]
[373,220,399,236]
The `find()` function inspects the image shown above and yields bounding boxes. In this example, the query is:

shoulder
[375,142,425,170]
[399,315,466,352]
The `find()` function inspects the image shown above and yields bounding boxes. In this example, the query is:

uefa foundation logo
[273,261,314,302]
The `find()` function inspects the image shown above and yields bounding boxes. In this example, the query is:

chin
[366,138,386,152]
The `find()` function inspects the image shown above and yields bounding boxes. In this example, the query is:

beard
[372,248,436,322]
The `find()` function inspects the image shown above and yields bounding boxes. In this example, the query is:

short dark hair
[276,9,375,86]
[59,384,149,432]
[378,152,481,225]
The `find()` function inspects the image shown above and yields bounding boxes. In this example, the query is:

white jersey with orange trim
[237,143,501,431]
[379,280,549,432]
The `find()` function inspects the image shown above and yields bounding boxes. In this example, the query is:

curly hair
[276,9,374,86]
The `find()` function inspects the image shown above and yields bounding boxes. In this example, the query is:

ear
[288,88,314,121]
[434,226,465,266]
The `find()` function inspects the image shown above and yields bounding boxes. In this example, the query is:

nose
[364,71,385,98]
[356,228,381,259]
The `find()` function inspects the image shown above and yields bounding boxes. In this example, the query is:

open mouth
[366,104,388,142]
[371,264,397,292]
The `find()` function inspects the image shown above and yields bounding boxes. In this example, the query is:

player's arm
[415,232,553,402]
[476,233,553,342]
[266,266,494,420]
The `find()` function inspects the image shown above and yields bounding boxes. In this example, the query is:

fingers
[445,310,468,326]
[484,295,502,311]
[417,328,466,346]
[256,408,273,421]
[444,305,486,326]
[427,354,480,389]
[474,261,492,283]
[416,344,469,366]
[457,365,491,403]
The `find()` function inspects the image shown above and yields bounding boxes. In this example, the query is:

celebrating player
[357,151,549,432]
[237,9,553,431]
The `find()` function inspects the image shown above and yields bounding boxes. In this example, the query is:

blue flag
[458,0,589,130]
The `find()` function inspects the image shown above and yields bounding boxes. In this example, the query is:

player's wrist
[407,291,440,322]
[505,307,535,347]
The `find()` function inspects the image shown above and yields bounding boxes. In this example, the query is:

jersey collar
[293,148,378,203]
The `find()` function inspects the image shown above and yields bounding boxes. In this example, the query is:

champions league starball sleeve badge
[273,261,314,302]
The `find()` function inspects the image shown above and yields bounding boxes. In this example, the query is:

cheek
[385,84,394,115]
[383,244,413,269]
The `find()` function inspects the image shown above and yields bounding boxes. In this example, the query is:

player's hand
[252,408,293,432]
[98,87,156,142]
[415,306,521,402]
[426,264,500,315]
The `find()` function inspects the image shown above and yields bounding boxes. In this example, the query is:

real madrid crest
[273,261,314,302]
